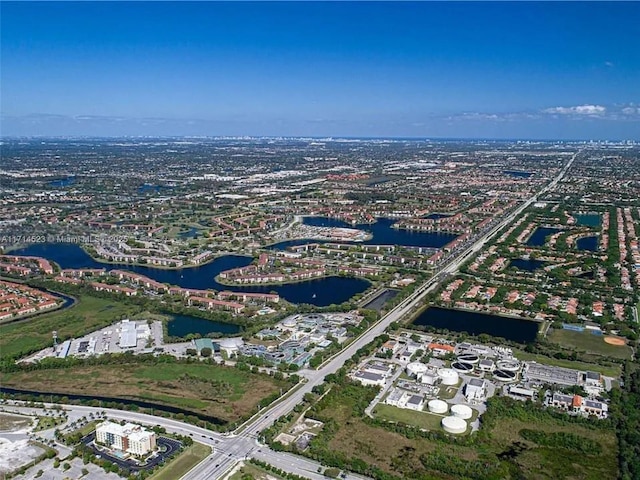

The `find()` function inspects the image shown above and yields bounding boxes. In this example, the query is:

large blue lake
[269,217,458,250]
[166,314,241,338]
[412,307,539,343]
[9,243,369,307]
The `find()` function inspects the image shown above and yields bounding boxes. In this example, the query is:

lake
[509,258,546,272]
[575,213,601,227]
[411,306,539,343]
[302,216,458,248]
[48,177,75,187]
[526,227,562,247]
[9,243,370,306]
[166,314,241,338]
[503,170,533,178]
[577,236,598,252]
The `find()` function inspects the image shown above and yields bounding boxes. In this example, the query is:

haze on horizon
[1,1,639,140]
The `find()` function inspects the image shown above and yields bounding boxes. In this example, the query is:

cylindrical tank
[437,368,460,386]
[457,353,479,364]
[451,404,473,420]
[497,360,520,372]
[427,399,448,414]
[442,416,467,434]
[282,317,296,328]
[406,362,428,377]
[451,361,474,373]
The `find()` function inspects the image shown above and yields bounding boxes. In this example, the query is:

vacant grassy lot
[1,362,288,424]
[0,412,33,432]
[374,404,445,432]
[149,442,211,480]
[302,383,617,480]
[512,349,621,377]
[0,294,140,360]
[548,329,632,360]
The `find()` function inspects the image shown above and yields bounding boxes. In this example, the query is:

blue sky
[1,1,639,139]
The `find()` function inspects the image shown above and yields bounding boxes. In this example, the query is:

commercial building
[95,421,157,457]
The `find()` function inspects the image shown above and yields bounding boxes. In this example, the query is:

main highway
[3,153,577,480]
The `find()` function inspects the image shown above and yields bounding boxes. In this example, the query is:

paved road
[3,153,577,480]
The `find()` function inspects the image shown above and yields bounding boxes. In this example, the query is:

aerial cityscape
[1,2,639,480]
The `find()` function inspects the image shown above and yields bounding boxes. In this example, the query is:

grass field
[512,349,621,377]
[547,329,633,359]
[1,362,289,424]
[33,415,66,432]
[229,463,287,480]
[302,383,618,480]
[0,294,140,360]
[373,404,445,431]
[148,442,211,480]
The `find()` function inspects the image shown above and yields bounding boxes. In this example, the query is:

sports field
[547,328,632,360]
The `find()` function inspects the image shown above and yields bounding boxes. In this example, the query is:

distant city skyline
[1,1,639,140]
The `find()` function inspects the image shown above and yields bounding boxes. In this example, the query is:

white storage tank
[437,368,460,386]
[442,416,467,434]
[451,404,473,420]
[427,399,448,414]
[406,362,428,377]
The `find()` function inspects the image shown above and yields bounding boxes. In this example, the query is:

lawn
[0,294,140,360]
[512,349,621,377]
[547,329,632,360]
[229,463,287,480]
[1,362,289,425]
[373,404,445,432]
[148,442,211,480]
[298,383,618,480]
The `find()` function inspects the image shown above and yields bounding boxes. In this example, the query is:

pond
[411,306,539,343]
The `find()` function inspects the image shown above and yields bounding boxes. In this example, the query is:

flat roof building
[95,421,157,457]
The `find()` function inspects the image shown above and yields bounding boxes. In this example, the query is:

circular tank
[457,353,479,364]
[437,368,460,386]
[428,399,448,414]
[497,360,520,372]
[442,416,467,434]
[451,361,474,373]
[406,362,428,377]
[451,404,473,420]
[218,337,244,349]
[282,318,296,328]
[494,369,517,382]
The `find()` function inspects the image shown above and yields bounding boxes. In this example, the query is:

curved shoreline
[214,273,374,288]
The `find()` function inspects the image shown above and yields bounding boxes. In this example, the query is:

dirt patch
[604,336,626,346]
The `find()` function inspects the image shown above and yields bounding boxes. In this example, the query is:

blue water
[48,177,75,187]
[411,307,538,343]
[503,170,533,178]
[509,258,546,272]
[138,184,173,194]
[526,227,562,247]
[423,213,452,220]
[9,243,369,306]
[166,314,241,338]
[575,214,601,227]
[177,227,201,239]
[301,217,458,248]
[577,236,598,252]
